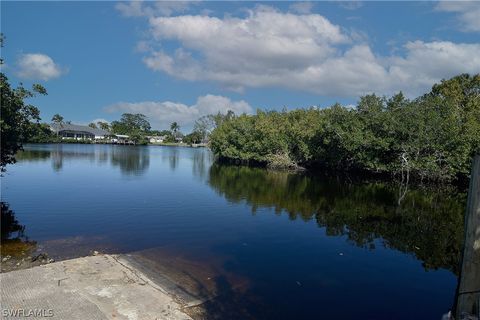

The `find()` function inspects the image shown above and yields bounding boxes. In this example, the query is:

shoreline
[212,158,471,189]
[22,141,208,148]
[16,143,469,189]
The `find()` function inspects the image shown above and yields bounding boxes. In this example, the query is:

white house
[147,136,167,143]
[50,123,110,140]
[110,134,130,143]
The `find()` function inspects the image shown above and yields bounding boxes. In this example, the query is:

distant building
[147,136,167,143]
[50,123,111,140]
[111,134,130,143]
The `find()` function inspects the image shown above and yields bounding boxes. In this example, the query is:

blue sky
[1,1,479,131]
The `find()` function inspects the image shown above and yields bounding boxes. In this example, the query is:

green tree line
[210,74,480,182]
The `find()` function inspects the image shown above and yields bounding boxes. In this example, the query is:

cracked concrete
[0,254,194,320]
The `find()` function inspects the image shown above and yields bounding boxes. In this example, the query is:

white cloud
[436,1,480,32]
[105,94,252,130]
[116,1,197,18]
[388,41,480,90]
[289,2,314,14]
[17,53,64,81]
[124,5,480,97]
[116,1,145,17]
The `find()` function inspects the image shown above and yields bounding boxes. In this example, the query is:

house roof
[50,123,111,136]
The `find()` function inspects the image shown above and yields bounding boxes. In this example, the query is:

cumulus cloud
[388,41,480,89]
[17,53,64,81]
[124,5,480,97]
[436,1,480,32]
[105,94,252,130]
[289,2,315,14]
[116,1,197,17]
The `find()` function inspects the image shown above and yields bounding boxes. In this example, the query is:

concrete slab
[0,254,193,320]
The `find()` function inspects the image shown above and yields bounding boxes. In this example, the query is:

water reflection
[1,202,26,242]
[208,164,465,274]
[17,144,150,176]
[110,146,150,176]
[161,147,179,171]
[192,149,213,180]
[0,202,37,265]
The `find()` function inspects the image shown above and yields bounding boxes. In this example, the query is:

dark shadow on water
[0,202,38,271]
[186,275,267,320]
[1,202,26,241]
[208,163,466,274]
[202,164,467,319]
[122,245,265,320]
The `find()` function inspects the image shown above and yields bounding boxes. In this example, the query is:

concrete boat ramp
[1,254,212,320]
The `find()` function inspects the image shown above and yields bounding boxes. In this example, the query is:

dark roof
[50,123,111,136]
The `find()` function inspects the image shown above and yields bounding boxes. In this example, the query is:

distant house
[111,134,130,143]
[50,123,111,140]
[147,136,167,143]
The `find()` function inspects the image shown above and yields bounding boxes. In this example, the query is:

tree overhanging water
[209,74,480,183]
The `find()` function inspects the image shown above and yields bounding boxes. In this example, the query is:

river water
[1,144,465,319]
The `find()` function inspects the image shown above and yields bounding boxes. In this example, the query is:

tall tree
[111,113,150,134]
[88,122,97,129]
[51,114,64,126]
[110,113,150,143]
[97,121,110,131]
[170,122,180,134]
[0,34,47,171]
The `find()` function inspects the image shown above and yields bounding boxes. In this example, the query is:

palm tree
[170,122,180,134]
[51,114,64,136]
[51,114,64,126]
[97,122,110,131]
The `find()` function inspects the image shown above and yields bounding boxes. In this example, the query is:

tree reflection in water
[0,202,36,259]
[192,148,213,180]
[208,164,465,274]
[110,146,150,176]
[161,147,179,171]
[17,144,150,176]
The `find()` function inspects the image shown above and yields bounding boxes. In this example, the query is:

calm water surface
[1,144,465,319]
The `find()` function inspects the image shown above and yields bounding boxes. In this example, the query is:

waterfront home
[110,134,130,144]
[50,123,111,140]
[147,135,167,143]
